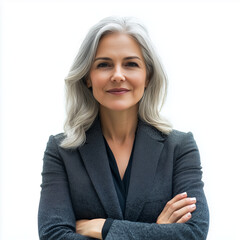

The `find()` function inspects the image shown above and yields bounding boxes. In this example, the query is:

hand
[76,218,106,239]
[156,192,196,224]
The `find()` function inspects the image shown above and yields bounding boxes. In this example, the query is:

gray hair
[61,16,172,148]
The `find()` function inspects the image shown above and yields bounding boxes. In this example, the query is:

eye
[126,62,139,67]
[96,62,111,68]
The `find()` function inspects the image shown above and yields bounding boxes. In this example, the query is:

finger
[167,192,188,206]
[157,194,197,224]
[176,212,192,223]
[169,203,196,223]
[160,197,196,224]
[165,197,196,218]
[157,193,190,224]
[160,192,188,216]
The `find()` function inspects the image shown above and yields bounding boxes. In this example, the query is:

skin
[76,33,197,239]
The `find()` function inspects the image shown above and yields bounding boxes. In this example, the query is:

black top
[102,137,135,239]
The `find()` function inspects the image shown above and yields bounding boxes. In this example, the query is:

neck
[99,106,138,144]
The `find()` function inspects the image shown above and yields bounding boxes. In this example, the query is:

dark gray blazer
[38,118,209,239]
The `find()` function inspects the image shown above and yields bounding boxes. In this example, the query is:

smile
[106,88,130,95]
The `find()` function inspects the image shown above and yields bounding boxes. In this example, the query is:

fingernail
[190,204,196,209]
[190,197,196,201]
[187,212,191,217]
[181,192,187,196]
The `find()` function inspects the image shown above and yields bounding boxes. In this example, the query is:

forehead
[95,33,143,57]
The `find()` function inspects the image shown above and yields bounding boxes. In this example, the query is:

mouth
[106,88,130,95]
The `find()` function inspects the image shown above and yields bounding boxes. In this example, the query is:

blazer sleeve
[38,135,94,240]
[105,132,209,240]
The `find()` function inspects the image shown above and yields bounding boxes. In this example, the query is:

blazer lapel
[124,120,166,221]
[78,118,123,219]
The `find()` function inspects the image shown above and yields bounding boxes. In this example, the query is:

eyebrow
[94,56,142,62]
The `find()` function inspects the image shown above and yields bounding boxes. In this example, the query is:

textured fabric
[102,218,114,240]
[38,118,209,239]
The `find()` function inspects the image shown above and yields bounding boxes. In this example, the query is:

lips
[106,88,130,95]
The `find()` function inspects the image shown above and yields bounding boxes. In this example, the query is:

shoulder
[138,119,195,145]
[140,121,198,154]
[45,133,66,149]
[44,133,78,159]
[167,129,194,144]
[166,130,198,152]
[53,133,65,143]
[164,130,200,165]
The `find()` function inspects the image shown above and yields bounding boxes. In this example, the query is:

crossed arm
[76,192,197,239]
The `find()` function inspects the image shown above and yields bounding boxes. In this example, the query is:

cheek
[131,71,147,86]
[132,77,147,92]
[91,83,104,100]
[89,77,106,102]
[90,72,108,89]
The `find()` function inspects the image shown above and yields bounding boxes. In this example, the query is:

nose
[111,65,126,82]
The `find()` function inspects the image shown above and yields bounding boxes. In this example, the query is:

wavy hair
[60,16,172,148]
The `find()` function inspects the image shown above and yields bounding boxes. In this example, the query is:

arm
[77,132,209,240]
[76,192,197,239]
[38,135,94,240]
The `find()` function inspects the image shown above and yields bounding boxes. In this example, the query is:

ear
[86,79,92,88]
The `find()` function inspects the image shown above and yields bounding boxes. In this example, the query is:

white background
[0,0,240,239]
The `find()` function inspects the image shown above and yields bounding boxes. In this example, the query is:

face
[88,33,148,112]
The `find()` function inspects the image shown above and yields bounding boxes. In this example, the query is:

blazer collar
[78,117,123,219]
[124,119,166,221]
[78,117,166,221]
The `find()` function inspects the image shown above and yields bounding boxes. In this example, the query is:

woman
[38,17,209,239]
